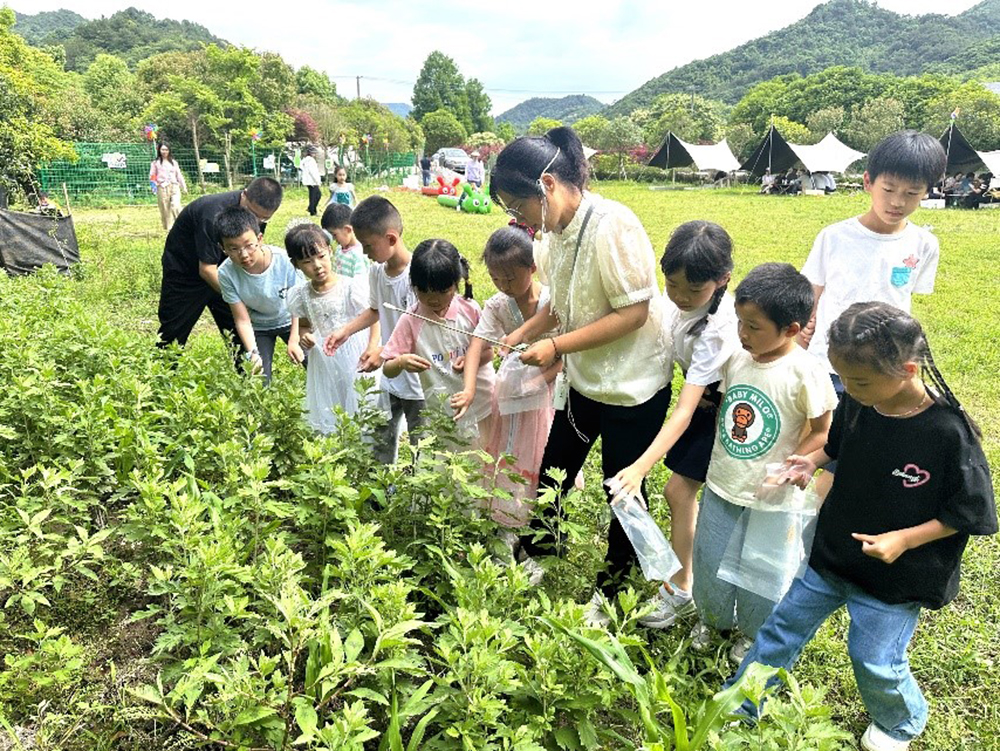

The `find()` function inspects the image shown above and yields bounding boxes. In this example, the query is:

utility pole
[356,76,361,99]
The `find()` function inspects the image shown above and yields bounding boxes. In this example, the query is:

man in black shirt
[156,177,283,352]
[419,154,432,187]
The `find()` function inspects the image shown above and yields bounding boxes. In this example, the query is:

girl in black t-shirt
[725,302,996,751]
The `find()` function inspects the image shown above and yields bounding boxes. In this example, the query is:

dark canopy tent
[939,123,987,174]
[0,209,80,276]
[647,133,741,172]
[739,126,799,176]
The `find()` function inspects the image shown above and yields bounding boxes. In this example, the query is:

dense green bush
[0,267,851,750]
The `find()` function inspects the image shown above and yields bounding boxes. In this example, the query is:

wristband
[550,337,561,360]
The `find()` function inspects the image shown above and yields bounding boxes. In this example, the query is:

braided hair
[661,221,734,337]
[827,302,980,439]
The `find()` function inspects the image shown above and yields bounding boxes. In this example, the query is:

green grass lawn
[45,183,1000,749]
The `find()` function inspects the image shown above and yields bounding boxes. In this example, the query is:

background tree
[573,115,610,149]
[494,121,516,143]
[82,54,144,140]
[296,65,338,102]
[642,92,726,146]
[841,97,905,151]
[465,78,493,134]
[527,117,562,136]
[599,117,643,179]
[806,106,845,139]
[770,116,812,144]
[0,8,75,198]
[411,51,471,130]
[924,82,1000,151]
[724,122,758,161]
[421,109,468,154]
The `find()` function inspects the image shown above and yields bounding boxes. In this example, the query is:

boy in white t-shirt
[691,263,838,664]
[324,196,425,462]
[800,130,948,374]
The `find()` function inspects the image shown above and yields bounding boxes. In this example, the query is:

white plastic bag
[717,504,819,603]
[610,494,682,582]
[495,354,550,416]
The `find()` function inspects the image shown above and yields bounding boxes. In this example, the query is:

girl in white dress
[284,224,371,434]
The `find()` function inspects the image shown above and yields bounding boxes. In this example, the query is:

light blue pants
[691,486,778,638]
[728,565,927,742]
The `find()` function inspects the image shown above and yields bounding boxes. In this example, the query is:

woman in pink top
[149,142,188,231]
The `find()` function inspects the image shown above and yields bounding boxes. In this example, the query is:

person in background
[301,146,322,217]
[328,166,358,208]
[466,151,485,189]
[150,142,188,231]
[420,153,432,187]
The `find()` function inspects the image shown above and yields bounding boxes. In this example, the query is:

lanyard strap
[564,203,596,333]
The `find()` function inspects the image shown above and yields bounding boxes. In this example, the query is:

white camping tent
[785,133,865,174]
[648,133,741,173]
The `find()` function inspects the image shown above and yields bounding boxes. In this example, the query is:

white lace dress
[286,274,370,434]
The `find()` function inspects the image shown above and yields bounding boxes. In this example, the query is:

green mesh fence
[37,143,417,206]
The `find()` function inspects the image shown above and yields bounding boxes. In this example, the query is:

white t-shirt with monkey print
[706,347,837,509]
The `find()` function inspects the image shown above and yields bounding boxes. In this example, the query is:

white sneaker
[517,554,545,586]
[860,724,911,751]
[583,590,612,628]
[688,620,713,652]
[638,584,694,629]
[728,635,754,666]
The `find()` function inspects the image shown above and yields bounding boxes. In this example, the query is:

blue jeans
[692,487,777,638]
[727,565,927,742]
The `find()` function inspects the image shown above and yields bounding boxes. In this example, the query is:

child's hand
[450,389,474,419]
[780,455,817,488]
[852,531,909,564]
[358,345,382,372]
[324,328,349,356]
[287,342,306,365]
[299,331,316,351]
[451,355,465,372]
[520,338,558,368]
[608,464,647,507]
[398,354,431,373]
[500,330,525,356]
[245,350,263,374]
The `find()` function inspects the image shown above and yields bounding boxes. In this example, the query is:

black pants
[255,325,292,384]
[522,384,672,597]
[307,185,321,216]
[157,272,241,366]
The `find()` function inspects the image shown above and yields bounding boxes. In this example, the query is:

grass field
[9,182,1000,749]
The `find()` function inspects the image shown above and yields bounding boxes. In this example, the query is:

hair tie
[508,218,536,239]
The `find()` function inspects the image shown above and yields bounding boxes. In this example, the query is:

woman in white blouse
[149,142,188,231]
[493,126,672,625]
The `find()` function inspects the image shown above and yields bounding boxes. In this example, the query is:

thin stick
[384,303,526,351]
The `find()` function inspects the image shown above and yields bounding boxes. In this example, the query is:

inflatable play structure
[421,175,461,197]
[437,182,492,214]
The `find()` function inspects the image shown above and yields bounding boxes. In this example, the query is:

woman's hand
[450,388,474,420]
[519,337,558,368]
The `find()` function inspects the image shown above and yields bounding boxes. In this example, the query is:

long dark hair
[661,220,734,337]
[827,302,980,439]
[410,239,473,299]
[489,126,588,201]
[156,142,176,165]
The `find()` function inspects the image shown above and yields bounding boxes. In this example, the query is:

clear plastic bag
[753,465,823,514]
[609,492,682,582]
[717,503,819,603]
[495,354,550,416]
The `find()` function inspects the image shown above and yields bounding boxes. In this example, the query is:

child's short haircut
[351,196,402,236]
[867,130,947,189]
[321,202,352,231]
[215,206,260,244]
[735,262,813,330]
[482,225,534,268]
[285,223,330,263]
[243,177,283,212]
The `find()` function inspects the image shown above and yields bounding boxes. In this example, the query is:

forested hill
[497,95,605,131]
[16,7,228,72]
[12,9,85,44]
[605,0,1000,116]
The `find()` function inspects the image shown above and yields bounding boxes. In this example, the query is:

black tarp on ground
[0,209,80,276]
[939,123,987,174]
[740,125,800,176]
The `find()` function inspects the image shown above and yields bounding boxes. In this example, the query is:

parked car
[432,148,469,173]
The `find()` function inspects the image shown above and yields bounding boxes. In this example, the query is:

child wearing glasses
[216,206,303,383]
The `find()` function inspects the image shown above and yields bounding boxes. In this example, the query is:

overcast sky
[10,0,985,114]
